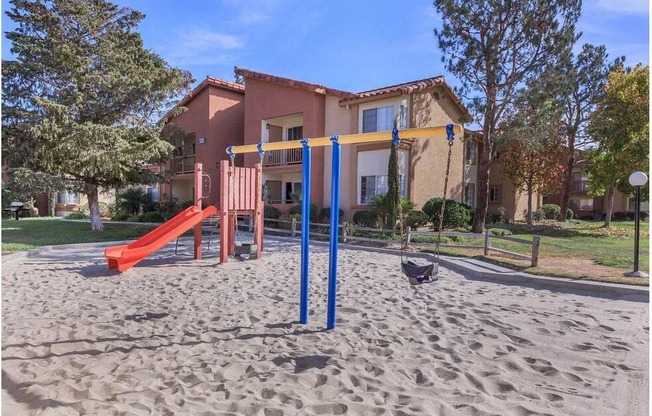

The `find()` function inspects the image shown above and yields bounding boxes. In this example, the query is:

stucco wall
[169,85,244,208]
[323,96,354,219]
[408,86,465,210]
[242,78,326,208]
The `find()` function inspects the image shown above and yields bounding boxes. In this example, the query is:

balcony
[171,155,196,174]
[263,148,303,167]
[571,180,588,192]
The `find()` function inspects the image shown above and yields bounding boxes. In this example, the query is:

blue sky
[2,0,649,93]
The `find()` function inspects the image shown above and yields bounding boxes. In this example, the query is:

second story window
[362,105,394,133]
[287,126,303,141]
[465,141,476,164]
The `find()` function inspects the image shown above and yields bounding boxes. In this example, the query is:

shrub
[566,208,574,220]
[404,210,429,229]
[641,211,649,221]
[422,198,472,230]
[158,194,179,219]
[181,200,194,210]
[66,211,88,219]
[137,211,164,223]
[352,210,379,228]
[489,207,507,224]
[111,212,131,221]
[537,204,561,220]
[533,209,545,222]
[119,188,146,216]
[288,203,319,221]
[264,206,281,220]
[319,207,345,221]
[613,211,630,221]
[490,228,513,236]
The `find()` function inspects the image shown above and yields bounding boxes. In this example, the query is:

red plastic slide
[105,205,218,272]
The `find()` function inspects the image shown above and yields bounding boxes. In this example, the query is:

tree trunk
[472,108,495,233]
[49,191,56,217]
[526,182,534,225]
[603,184,615,228]
[558,137,575,221]
[86,184,104,231]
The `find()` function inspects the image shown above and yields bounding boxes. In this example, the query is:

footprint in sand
[434,367,458,381]
[561,372,583,382]
[544,393,564,402]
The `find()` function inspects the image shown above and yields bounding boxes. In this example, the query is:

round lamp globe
[628,172,648,187]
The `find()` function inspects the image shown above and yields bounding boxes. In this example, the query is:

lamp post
[624,171,648,278]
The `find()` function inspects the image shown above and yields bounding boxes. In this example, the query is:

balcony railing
[571,180,588,192]
[263,148,303,167]
[170,155,196,174]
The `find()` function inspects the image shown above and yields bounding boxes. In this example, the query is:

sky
[1,0,650,94]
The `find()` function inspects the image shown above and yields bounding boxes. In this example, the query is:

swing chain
[436,135,455,248]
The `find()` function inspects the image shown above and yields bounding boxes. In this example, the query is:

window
[57,192,80,204]
[464,184,475,207]
[146,185,159,203]
[265,180,282,203]
[570,198,594,211]
[286,182,302,203]
[362,105,394,133]
[360,175,406,204]
[489,187,501,203]
[465,141,476,165]
[287,126,303,141]
[571,171,588,191]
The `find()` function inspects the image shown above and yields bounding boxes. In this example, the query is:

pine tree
[433,0,581,232]
[2,0,193,230]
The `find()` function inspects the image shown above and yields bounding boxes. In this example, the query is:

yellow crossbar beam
[227,125,464,155]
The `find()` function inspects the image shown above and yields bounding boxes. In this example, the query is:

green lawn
[424,220,649,285]
[1,217,157,253]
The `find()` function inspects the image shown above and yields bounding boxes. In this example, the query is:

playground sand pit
[2,240,648,415]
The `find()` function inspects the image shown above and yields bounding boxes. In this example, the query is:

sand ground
[2,240,648,415]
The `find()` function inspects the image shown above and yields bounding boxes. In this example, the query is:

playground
[2,237,648,415]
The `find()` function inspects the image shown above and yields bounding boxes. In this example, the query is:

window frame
[489,186,502,204]
[464,183,475,207]
[57,191,80,205]
[362,105,395,133]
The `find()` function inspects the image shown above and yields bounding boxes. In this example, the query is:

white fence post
[484,229,491,256]
[342,221,348,243]
[406,226,412,248]
[291,217,297,237]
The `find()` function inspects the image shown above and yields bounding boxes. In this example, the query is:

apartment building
[160,68,539,223]
[232,68,474,220]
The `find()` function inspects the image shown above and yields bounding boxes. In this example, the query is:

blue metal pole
[327,136,341,330]
[299,139,311,324]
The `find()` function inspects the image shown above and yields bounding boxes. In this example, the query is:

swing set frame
[226,124,464,329]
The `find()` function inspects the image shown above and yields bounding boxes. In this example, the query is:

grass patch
[2,217,158,254]
[415,220,649,285]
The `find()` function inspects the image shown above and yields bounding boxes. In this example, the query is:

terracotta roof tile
[234,67,355,98]
[341,76,446,104]
[162,76,244,122]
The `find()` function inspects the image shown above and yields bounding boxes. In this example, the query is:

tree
[2,168,71,216]
[544,44,613,221]
[586,64,649,228]
[497,98,566,224]
[386,141,400,229]
[2,0,193,230]
[433,0,581,232]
